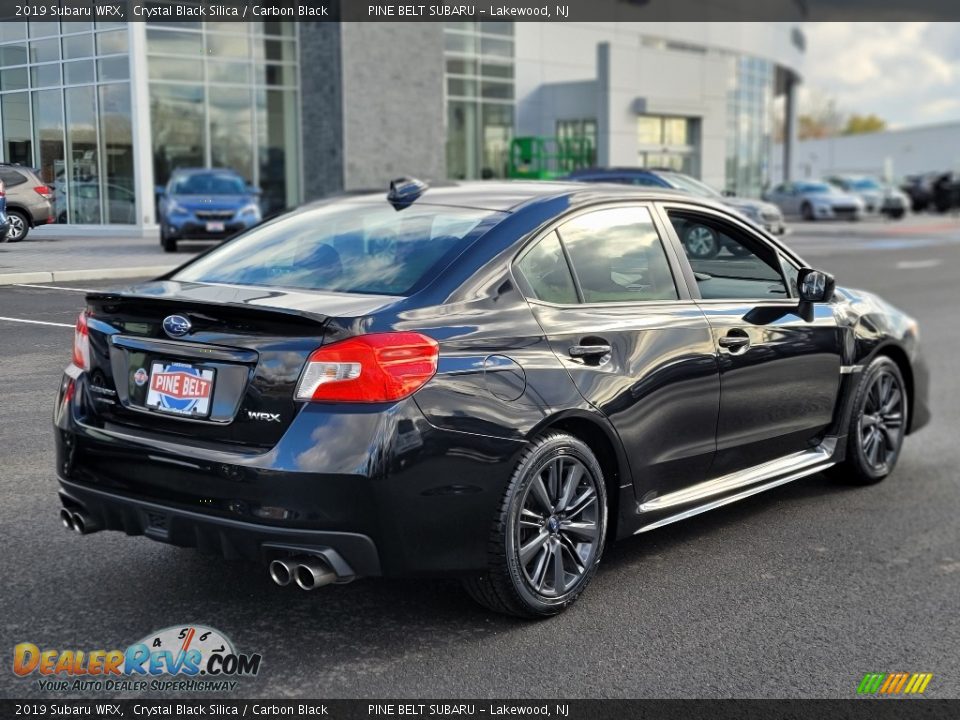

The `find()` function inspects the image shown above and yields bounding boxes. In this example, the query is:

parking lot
[2,216,959,698]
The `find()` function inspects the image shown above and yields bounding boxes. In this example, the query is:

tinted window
[0,168,28,186]
[559,207,678,303]
[514,231,578,304]
[667,210,788,300]
[174,202,503,296]
[170,173,246,195]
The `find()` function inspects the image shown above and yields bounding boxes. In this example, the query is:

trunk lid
[80,280,398,449]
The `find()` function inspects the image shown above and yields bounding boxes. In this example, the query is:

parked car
[55,179,930,617]
[826,175,908,219]
[55,182,137,225]
[931,172,960,213]
[0,164,55,241]
[900,173,938,212]
[0,180,10,242]
[157,168,262,252]
[566,166,787,238]
[764,180,865,221]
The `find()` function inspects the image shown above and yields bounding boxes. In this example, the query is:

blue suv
[157,169,262,253]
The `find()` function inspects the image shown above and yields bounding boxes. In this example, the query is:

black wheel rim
[858,370,905,471]
[515,455,600,598]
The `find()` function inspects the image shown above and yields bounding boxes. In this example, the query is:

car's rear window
[170,173,246,195]
[173,202,505,296]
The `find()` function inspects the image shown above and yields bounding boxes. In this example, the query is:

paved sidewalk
[0,228,217,285]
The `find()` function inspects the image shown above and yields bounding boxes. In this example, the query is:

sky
[801,22,960,128]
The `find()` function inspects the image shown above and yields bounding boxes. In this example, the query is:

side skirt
[633,440,837,535]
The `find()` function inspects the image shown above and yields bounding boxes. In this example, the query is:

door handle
[568,344,612,359]
[718,330,750,352]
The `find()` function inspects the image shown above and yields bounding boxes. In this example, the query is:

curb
[0,265,177,286]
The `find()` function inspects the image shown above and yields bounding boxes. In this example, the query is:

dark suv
[0,165,55,241]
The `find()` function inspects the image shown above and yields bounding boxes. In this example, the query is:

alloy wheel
[6,213,25,242]
[857,370,905,472]
[684,225,719,258]
[514,454,601,598]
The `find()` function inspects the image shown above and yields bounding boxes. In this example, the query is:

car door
[659,203,843,476]
[513,204,720,501]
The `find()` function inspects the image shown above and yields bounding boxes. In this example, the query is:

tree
[842,114,887,135]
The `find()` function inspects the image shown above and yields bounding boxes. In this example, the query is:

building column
[782,71,798,183]
[128,23,157,233]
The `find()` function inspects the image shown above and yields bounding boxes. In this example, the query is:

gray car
[0,165,55,241]
[764,180,865,221]
[827,175,909,219]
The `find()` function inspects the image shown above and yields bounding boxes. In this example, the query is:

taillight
[72,312,90,370]
[34,185,52,198]
[295,332,439,403]
[0,181,6,198]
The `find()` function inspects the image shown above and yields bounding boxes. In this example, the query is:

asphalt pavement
[1,218,959,699]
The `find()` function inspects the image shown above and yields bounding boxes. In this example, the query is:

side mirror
[797,268,835,303]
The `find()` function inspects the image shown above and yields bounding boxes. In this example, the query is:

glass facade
[146,20,301,215]
[636,115,701,177]
[0,19,133,224]
[443,22,514,180]
[725,55,775,198]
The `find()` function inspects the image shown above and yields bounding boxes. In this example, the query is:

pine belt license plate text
[145,362,215,417]
[206,221,225,232]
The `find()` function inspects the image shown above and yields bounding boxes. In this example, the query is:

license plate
[206,221,225,232]
[145,361,215,417]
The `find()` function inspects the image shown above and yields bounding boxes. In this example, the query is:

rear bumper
[163,218,252,240]
[54,371,524,578]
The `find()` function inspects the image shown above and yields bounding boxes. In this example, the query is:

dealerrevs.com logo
[13,625,262,693]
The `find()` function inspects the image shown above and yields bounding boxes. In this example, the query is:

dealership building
[0,16,804,236]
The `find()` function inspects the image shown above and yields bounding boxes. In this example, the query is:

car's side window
[666,209,789,300]
[514,231,579,305]
[558,206,679,303]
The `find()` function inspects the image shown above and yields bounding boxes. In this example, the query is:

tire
[6,210,29,242]
[682,223,720,259]
[161,231,178,253]
[463,431,608,618]
[832,357,908,485]
[801,202,815,221]
[887,208,905,220]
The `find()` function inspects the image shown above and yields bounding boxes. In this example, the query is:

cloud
[801,22,960,127]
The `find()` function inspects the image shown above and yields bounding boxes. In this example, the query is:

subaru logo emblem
[162,315,191,338]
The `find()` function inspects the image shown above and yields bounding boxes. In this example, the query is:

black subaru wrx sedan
[54,179,930,617]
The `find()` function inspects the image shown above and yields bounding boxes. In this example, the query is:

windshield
[169,173,247,195]
[851,178,882,190]
[174,202,505,296]
[660,172,724,199]
[800,182,834,194]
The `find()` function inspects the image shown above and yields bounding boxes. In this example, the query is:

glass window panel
[479,37,512,59]
[256,87,299,214]
[207,33,249,58]
[481,81,513,100]
[515,231,577,304]
[263,21,294,37]
[33,88,65,186]
[64,60,96,85]
[445,22,476,32]
[444,33,477,54]
[481,62,512,79]
[0,22,27,43]
[1,67,28,91]
[2,92,33,165]
[663,117,689,145]
[561,207,679,303]
[29,22,60,38]
[146,29,203,55]
[480,22,513,36]
[264,39,295,62]
[481,103,512,178]
[447,78,476,97]
[263,63,296,87]
[210,86,253,180]
[63,85,101,224]
[147,58,196,81]
[637,116,661,145]
[100,83,135,224]
[0,44,28,67]
[97,29,128,55]
[63,33,94,60]
[97,56,129,81]
[31,64,61,88]
[207,60,250,84]
[446,58,476,75]
[29,38,60,63]
[62,21,93,33]
[150,83,206,185]
[445,100,477,180]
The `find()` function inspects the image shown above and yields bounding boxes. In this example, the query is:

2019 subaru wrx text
[54,179,930,617]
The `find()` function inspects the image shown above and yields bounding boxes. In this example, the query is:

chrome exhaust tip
[71,510,99,535]
[59,508,75,531]
[269,559,295,587]
[294,557,337,591]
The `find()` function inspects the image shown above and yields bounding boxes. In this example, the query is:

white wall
[772,122,960,182]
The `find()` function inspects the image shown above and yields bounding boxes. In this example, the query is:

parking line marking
[896,259,942,269]
[12,283,92,292]
[0,315,73,328]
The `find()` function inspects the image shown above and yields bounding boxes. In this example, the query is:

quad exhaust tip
[269,556,338,591]
[59,508,75,531]
[59,508,100,535]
